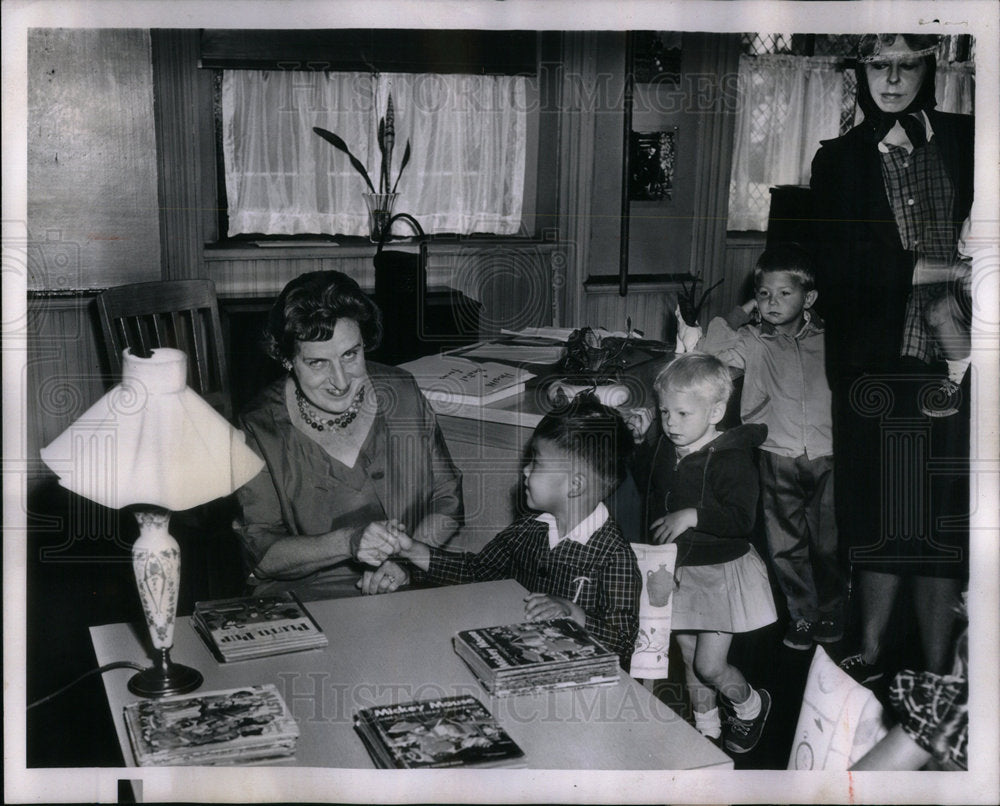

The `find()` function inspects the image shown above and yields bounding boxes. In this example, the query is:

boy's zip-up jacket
[698,307,832,460]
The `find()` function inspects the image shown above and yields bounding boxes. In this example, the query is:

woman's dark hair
[529,393,634,499]
[263,270,383,362]
[854,34,939,140]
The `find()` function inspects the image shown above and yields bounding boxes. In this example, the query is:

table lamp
[40,347,264,697]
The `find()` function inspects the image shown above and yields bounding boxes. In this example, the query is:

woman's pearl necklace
[295,384,365,431]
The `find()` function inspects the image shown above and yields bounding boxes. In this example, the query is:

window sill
[584,273,690,292]
[203,234,559,262]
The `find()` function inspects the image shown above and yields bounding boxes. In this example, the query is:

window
[728,34,976,232]
[220,70,528,238]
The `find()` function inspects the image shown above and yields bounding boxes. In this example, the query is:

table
[91,579,731,770]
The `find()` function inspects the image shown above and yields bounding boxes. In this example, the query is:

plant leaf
[313,126,376,193]
[377,119,386,193]
[390,139,411,195]
[694,277,725,316]
[383,94,396,196]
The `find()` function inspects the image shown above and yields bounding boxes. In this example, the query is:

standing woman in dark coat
[809,34,973,681]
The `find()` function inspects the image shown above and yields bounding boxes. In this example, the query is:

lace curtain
[728,56,977,231]
[728,56,844,232]
[223,71,527,237]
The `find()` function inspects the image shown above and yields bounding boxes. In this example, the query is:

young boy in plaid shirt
[371,394,641,668]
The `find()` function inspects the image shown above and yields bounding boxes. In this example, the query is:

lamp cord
[27,661,145,711]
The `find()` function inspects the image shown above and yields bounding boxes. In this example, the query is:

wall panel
[27,29,160,290]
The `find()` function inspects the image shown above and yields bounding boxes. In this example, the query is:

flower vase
[363,192,399,243]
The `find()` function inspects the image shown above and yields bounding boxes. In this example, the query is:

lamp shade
[40,348,263,511]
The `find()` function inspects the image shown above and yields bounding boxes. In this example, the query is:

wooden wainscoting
[720,232,768,316]
[583,280,682,342]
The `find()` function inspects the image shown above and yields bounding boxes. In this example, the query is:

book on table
[398,353,535,406]
[191,591,327,662]
[123,684,299,766]
[453,618,621,697]
[353,694,525,769]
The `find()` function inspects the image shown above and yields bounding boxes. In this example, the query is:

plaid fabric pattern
[424,516,641,664]
[880,139,960,363]
[890,668,968,770]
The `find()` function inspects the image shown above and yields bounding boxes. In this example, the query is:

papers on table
[450,340,566,364]
[499,326,577,342]
[445,327,573,364]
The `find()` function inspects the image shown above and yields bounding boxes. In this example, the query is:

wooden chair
[95,279,232,420]
[95,279,245,601]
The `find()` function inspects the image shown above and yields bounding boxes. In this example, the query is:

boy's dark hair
[530,393,634,498]
[754,243,817,292]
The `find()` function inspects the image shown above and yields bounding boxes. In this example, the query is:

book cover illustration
[398,353,535,406]
[192,591,327,662]
[123,684,299,766]
[456,618,614,670]
[354,695,524,769]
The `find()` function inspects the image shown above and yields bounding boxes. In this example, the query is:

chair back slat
[95,280,232,420]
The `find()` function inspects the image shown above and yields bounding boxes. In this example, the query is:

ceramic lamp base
[128,648,203,698]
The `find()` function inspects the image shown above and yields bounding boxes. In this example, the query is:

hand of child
[620,406,654,444]
[674,304,703,354]
[357,559,409,596]
[650,508,698,544]
[354,519,412,566]
[741,298,759,315]
[523,593,586,627]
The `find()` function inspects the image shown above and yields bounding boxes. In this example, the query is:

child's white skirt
[671,546,777,633]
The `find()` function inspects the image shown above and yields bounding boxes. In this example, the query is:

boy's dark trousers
[758,451,843,624]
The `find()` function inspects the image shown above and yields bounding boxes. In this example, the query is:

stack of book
[123,684,299,766]
[192,592,327,663]
[353,694,525,769]
[453,618,621,697]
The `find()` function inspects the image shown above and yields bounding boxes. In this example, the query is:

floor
[25,481,919,771]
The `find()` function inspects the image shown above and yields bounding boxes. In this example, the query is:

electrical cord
[27,661,145,711]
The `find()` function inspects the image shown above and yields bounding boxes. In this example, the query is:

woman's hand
[523,593,586,627]
[650,508,698,544]
[353,519,412,566]
[357,559,409,596]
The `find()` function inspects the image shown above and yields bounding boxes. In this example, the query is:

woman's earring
[282,360,293,372]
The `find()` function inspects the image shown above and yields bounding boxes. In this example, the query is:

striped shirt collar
[877,110,934,154]
[535,502,610,550]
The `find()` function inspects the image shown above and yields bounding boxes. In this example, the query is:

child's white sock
[946,357,970,385]
[732,688,761,721]
[693,706,722,739]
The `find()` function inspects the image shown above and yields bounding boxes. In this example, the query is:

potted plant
[313,92,412,241]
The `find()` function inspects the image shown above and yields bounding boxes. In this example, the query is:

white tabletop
[90,579,731,770]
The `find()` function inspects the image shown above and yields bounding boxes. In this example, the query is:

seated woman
[234,270,464,601]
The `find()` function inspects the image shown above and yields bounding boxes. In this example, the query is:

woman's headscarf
[854,34,940,143]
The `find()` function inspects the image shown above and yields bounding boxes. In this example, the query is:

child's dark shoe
[838,652,884,686]
[723,689,771,754]
[782,619,814,650]
[812,618,843,644]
